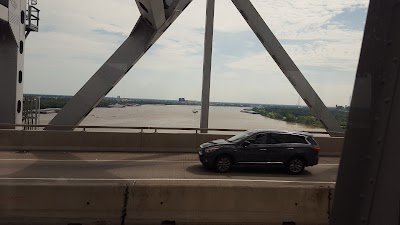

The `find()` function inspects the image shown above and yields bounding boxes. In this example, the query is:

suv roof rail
[250,129,313,136]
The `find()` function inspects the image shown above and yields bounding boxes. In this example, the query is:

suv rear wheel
[214,155,232,173]
[285,157,305,175]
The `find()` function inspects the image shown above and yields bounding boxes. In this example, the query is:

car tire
[285,157,305,175]
[214,155,232,173]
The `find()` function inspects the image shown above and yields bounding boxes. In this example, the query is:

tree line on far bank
[252,106,348,129]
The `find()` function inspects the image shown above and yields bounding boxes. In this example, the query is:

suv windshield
[227,131,252,143]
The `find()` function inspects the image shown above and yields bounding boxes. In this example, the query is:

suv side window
[268,133,308,144]
[306,136,318,145]
[247,133,267,145]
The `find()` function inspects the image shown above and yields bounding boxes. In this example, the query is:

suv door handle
[287,148,294,150]
[260,149,267,151]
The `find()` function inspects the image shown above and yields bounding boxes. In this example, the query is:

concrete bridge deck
[0,152,338,185]
[0,152,337,224]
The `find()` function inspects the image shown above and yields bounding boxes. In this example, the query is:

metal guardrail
[25,4,40,38]
[0,123,345,135]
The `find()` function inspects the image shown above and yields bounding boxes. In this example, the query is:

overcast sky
[24,0,368,106]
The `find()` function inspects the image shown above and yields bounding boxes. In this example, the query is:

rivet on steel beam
[369,178,375,184]
[385,40,393,46]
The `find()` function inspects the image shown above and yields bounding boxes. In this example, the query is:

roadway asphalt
[0,151,339,186]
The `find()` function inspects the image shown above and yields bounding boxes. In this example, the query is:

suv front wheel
[214,155,233,173]
[285,157,305,175]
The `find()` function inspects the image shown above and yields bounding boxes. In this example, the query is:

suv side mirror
[242,141,251,147]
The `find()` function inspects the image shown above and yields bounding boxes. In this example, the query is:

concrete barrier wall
[0,130,343,156]
[140,133,197,152]
[0,182,126,225]
[314,137,344,156]
[0,182,334,225]
[127,183,333,225]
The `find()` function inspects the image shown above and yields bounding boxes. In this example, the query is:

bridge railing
[0,123,344,155]
[0,123,344,136]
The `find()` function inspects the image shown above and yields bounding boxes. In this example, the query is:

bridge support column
[0,0,27,128]
[200,0,215,133]
[331,0,400,224]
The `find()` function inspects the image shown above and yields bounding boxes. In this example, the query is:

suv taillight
[312,147,320,152]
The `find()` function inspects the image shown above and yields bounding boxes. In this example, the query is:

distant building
[179,98,186,102]
[336,105,344,110]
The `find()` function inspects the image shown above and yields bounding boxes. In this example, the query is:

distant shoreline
[31,94,267,109]
[28,94,343,110]
[253,106,348,129]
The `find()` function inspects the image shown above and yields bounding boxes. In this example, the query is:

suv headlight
[205,146,220,153]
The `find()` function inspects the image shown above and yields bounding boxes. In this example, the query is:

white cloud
[24,0,368,106]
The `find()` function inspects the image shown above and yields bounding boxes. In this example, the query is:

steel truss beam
[231,0,343,135]
[50,0,342,136]
[47,0,192,130]
[135,0,166,30]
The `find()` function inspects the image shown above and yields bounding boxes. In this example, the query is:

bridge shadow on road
[0,152,119,179]
[0,151,185,180]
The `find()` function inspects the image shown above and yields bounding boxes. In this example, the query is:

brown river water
[39,105,325,134]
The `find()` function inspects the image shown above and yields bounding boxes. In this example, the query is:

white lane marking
[0,158,339,166]
[0,177,336,184]
[0,159,199,163]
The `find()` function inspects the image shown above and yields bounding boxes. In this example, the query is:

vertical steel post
[0,0,27,129]
[200,0,215,133]
[37,96,40,128]
[330,0,400,224]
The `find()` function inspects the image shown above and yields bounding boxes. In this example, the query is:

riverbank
[252,106,348,129]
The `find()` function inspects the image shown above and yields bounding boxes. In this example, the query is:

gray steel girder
[135,0,166,30]
[0,0,27,127]
[330,0,400,224]
[200,0,215,133]
[231,0,344,135]
[47,0,192,130]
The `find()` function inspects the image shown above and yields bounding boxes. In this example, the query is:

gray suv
[199,129,320,174]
